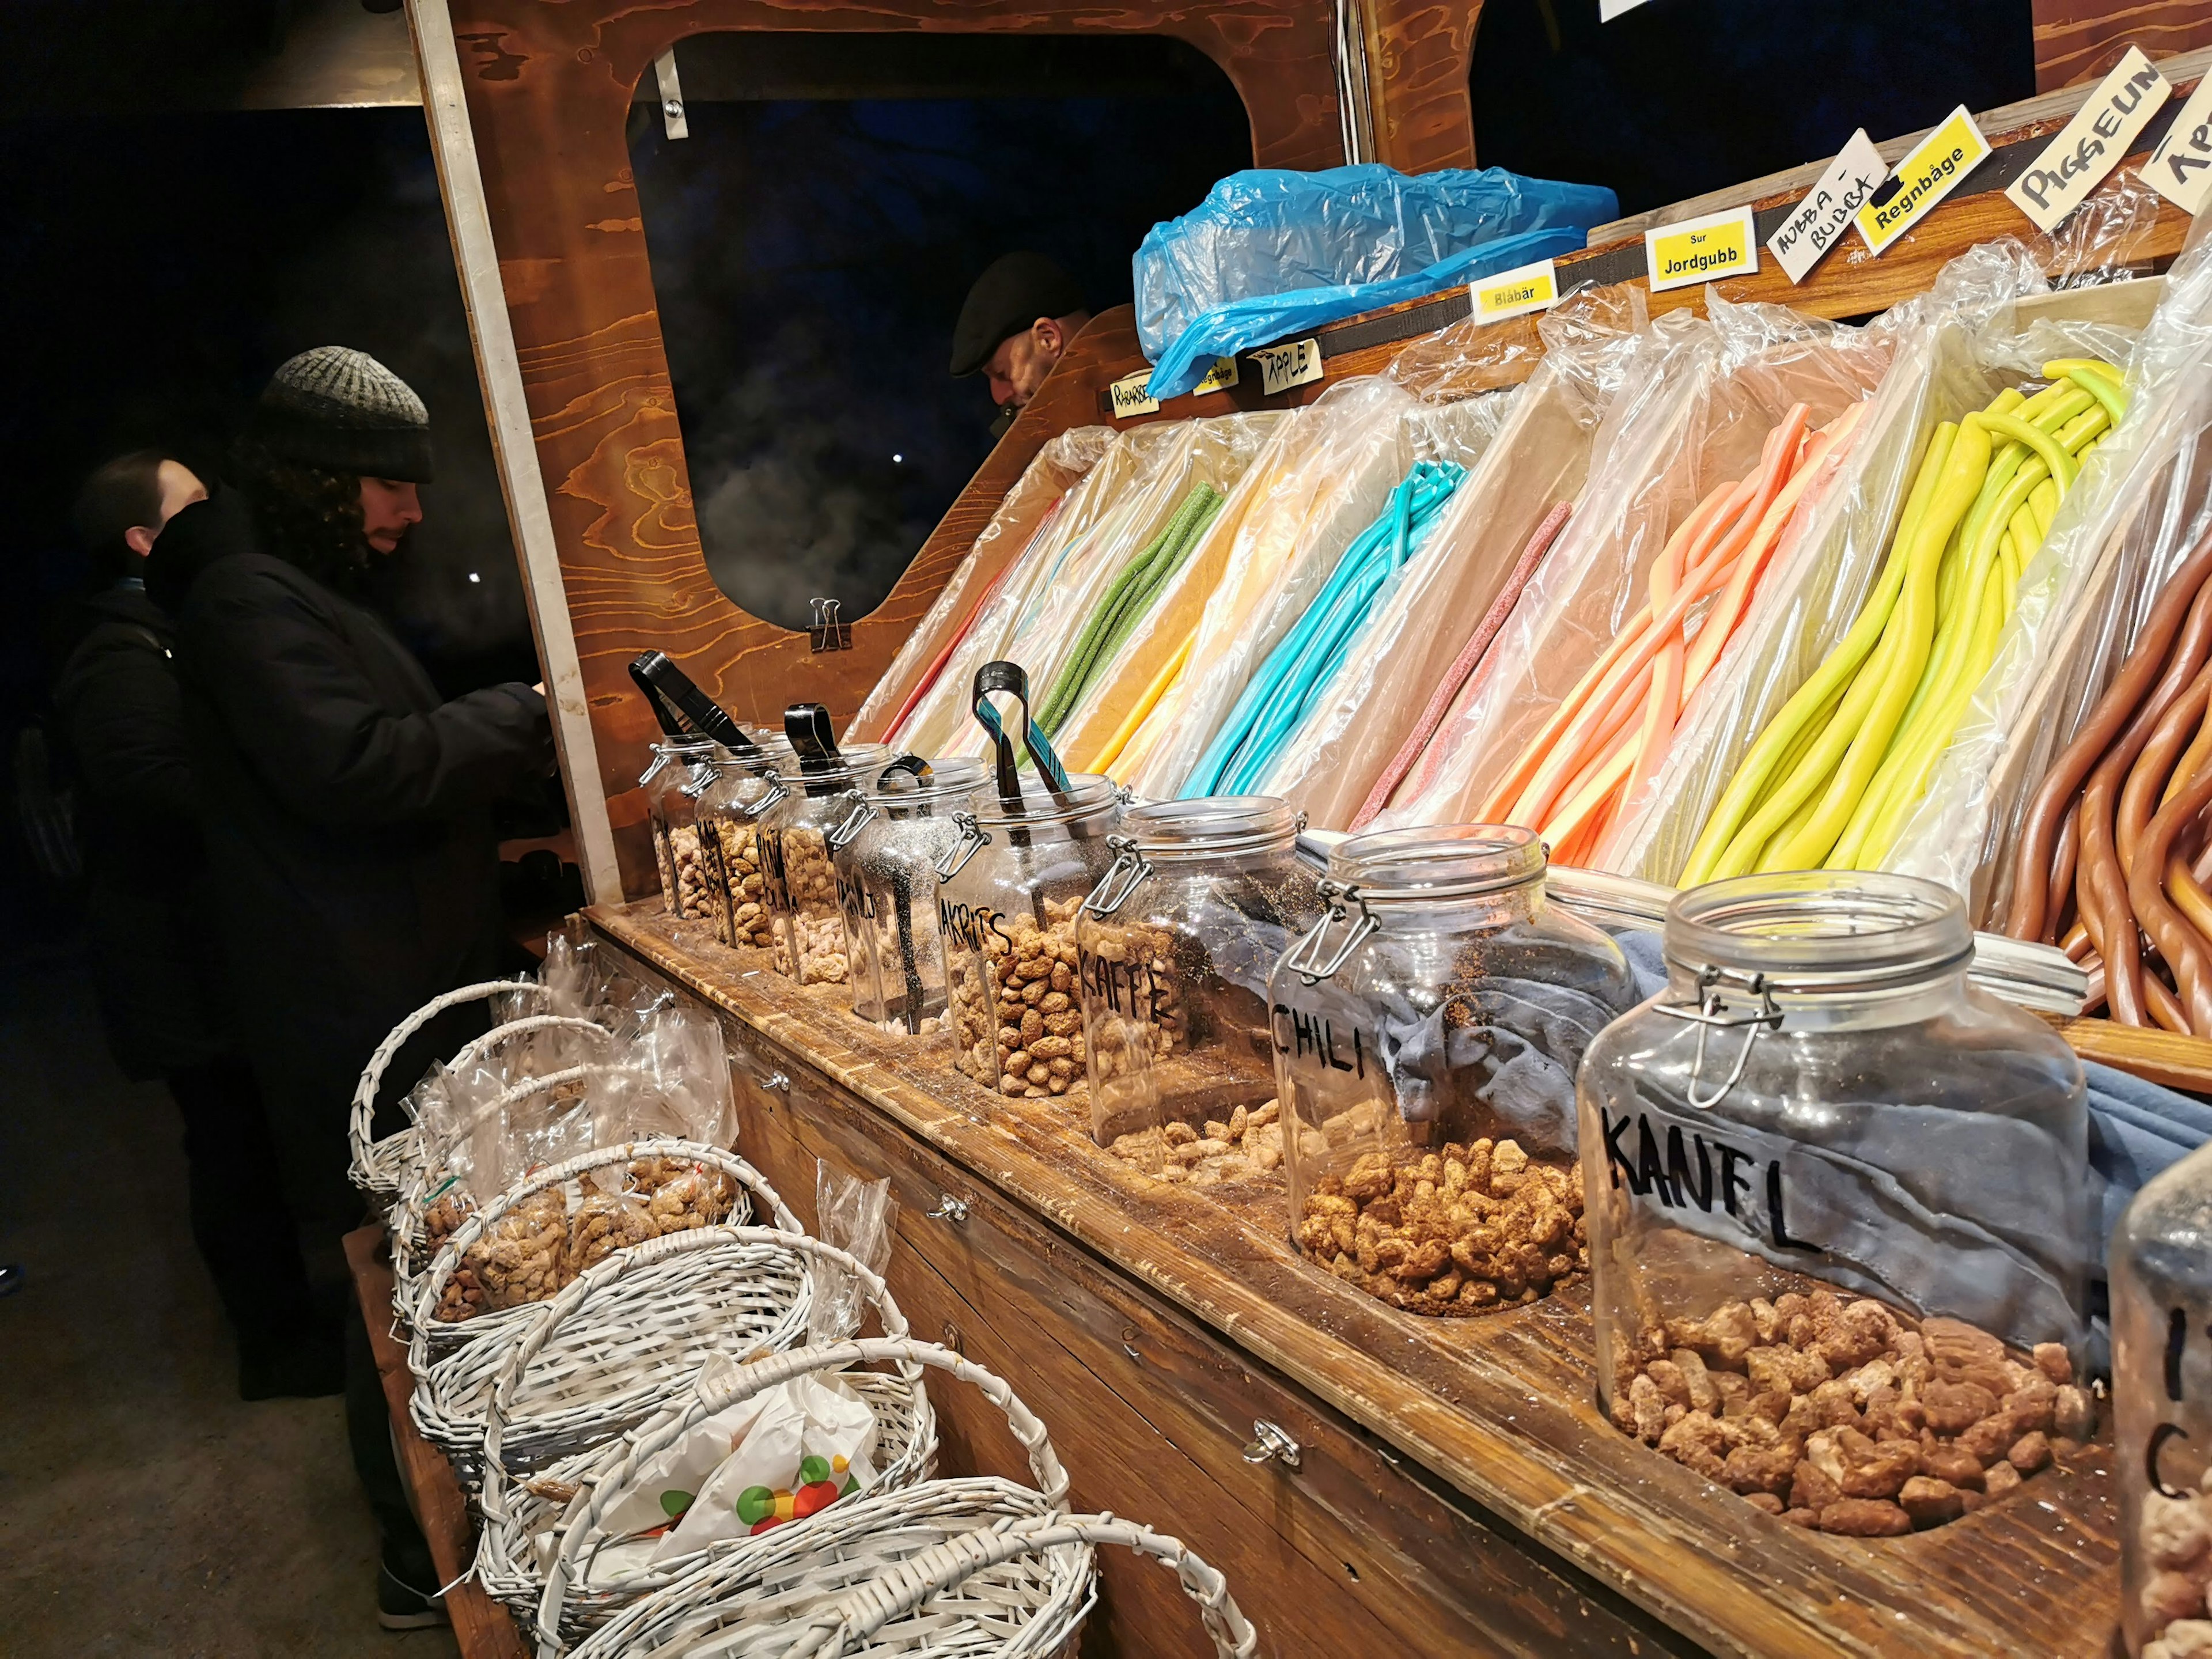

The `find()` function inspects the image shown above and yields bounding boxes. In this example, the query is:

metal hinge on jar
[1652,964,1783,1109]
[933,810,991,882]
[1281,878,1378,986]
[1081,835,1153,918]
[825,790,876,853]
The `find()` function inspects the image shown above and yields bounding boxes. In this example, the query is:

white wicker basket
[472,1232,938,1638]
[410,1223,812,1484]
[388,1066,740,1331]
[782,1513,1257,1659]
[349,979,545,1197]
[403,1137,796,1359]
[554,1338,1070,1659]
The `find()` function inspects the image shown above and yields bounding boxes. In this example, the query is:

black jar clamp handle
[785,702,845,797]
[628,652,760,756]
[970,661,1070,805]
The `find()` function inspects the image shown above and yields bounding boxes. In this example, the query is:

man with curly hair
[150,348,554,1627]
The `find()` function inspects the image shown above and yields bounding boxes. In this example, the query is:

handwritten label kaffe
[1644,205,1759,294]
[1767,128,1888,284]
[2006,45,2171,232]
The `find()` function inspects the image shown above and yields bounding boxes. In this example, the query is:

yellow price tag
[1644,206,1759,294]
[1856,105,1991,256]
[1471,258,1560,322]
[1108,372,1160,419]
[1190,356,1240,397]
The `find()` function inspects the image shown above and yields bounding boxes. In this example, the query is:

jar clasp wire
[1082,835,1153,918]
[826,790,876,853]
[1654,965,1782,1110]
[933,810,991,882]
[1282,877,1378,986]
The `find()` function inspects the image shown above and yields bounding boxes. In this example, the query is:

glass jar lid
[1325,823,1546,904]
[875,754,988,812]
[968,772,1123,830]
[1663,869,1973,995]
[1124,796,1301,861]
[785,741,893,796]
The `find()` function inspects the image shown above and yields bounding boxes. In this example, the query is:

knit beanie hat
[247,347,434,483]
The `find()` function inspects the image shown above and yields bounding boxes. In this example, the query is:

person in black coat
[149,348,554,1627]
[54,450,332,1400]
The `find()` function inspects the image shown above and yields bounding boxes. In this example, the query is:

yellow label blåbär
[1471,257,1560,322]
[1645,206,1759,294]
[1856,105,1991,255]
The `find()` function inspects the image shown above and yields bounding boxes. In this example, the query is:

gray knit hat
[247,346,434,483]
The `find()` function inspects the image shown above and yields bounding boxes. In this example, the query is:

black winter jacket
[148,490,553,1086]
[54,582,229,1078]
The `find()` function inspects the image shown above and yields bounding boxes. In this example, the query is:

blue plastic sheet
[1137,165,1619,400]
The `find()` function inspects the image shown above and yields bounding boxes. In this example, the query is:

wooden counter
[585,899,2123,1659]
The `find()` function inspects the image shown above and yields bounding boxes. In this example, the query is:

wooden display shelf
[585,900,2126,1659]
[344,1226,529,1659]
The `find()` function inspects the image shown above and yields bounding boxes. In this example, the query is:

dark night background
[1,0,2036,924]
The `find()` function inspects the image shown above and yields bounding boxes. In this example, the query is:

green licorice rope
[1033,482,1223,736]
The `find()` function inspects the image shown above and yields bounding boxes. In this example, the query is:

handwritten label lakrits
[1191,355,1240,396]
[2146,63,2212,215]
[1471,257,1560,322]
[1645,205,1759,294]
[1108,372,1160,419]
[2008,46,2171,231]
[1252,338,1324,396]
[1857,105,1991,255]
[1767,128,1888,284]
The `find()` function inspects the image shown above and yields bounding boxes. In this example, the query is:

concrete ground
[0,932,460,1659]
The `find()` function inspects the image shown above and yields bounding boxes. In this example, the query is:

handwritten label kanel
[1767,128,1888,284]
[1645,204,1759,293]
[1471,257,1560,322]
[2006,46,2171,232]
[1108,372,1160,419]
[1857,105,1991,256]
[2146,64,2212,216]
[1252,338,1324,396]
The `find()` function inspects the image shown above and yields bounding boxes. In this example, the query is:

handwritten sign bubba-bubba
[2007,46,2171,232]
[1768,129,1887,285]
[1645,206,1759,294]
[1857,106,1991,256]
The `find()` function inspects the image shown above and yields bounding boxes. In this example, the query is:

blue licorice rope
[1181,458,1465,798]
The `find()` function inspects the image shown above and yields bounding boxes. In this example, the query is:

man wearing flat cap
[950,251,1092,434]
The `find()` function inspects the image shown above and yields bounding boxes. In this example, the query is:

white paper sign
[1108,372,1159,419]
[1644,204,1759,294]
[1600,0,1656,17]
[1767,129,1888,285]
[2146,69,2212,216]
[1252,338,1324,396]
[2006,46,2172,232]
[1470,257,1560,323]
[1857,105,1992,256]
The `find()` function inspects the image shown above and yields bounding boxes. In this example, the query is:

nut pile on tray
[1295,1137,1586,1315]
[1109,1099,1285,1185]
[1618,1291,2093,1534]
[952,900,1087,1099]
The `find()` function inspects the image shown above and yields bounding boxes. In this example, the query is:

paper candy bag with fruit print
[651,1372,878,1562]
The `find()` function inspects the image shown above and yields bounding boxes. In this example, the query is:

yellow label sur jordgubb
[1645,206,1759,294]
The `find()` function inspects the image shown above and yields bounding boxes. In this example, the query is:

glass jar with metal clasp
[1271,823,1636,1318]
[933,773,1124,1103]
[690,735,796,950]
[1075,797,1326,1187]
[824,756,987,1034]
[750,705,888,985]
[640,732,720,919]
[1578,869,2090,1539]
